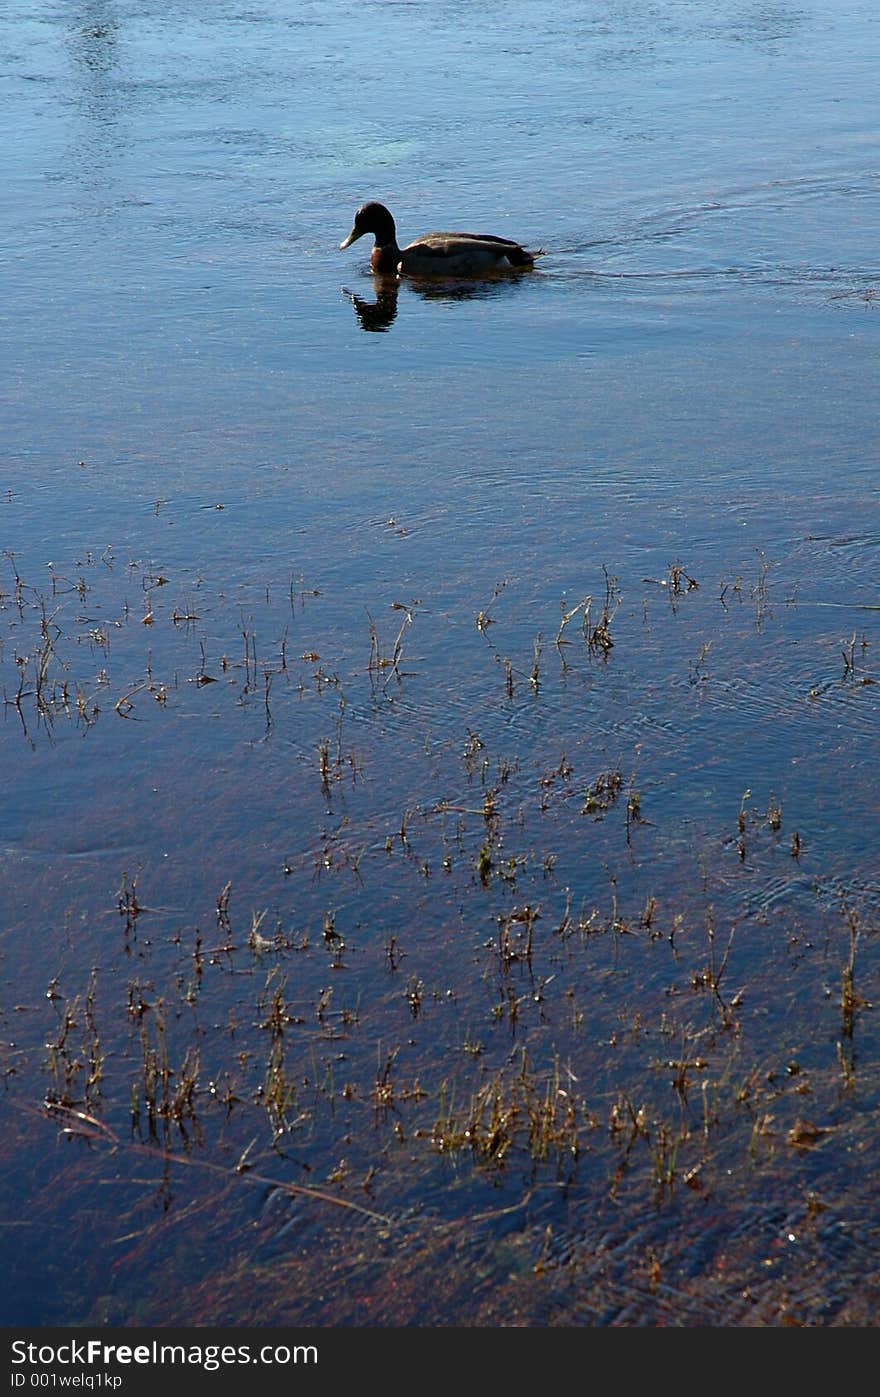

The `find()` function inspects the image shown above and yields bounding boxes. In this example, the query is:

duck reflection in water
[343,272,531,333]
[343,277,400,332]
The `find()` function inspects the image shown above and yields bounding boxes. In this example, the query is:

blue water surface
[1,0,879,1327]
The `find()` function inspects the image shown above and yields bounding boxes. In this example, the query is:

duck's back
[401,230,537,274]
[414,230,524,247]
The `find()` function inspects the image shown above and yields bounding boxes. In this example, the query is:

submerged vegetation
[1,540,878,1326]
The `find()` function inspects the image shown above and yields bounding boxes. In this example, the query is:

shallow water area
[1,0,879,1327]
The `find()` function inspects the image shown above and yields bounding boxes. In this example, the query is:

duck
[339,201,542,278]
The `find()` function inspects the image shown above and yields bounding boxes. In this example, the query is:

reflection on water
[343,268,540,331]
[63,3,123,191]
[342,278,399,332]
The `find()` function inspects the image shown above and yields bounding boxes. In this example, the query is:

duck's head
[339,202,397,250]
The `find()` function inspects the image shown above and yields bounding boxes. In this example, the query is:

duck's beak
[339,225,363,250]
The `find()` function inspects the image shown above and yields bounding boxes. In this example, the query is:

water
[1,0,879,1326]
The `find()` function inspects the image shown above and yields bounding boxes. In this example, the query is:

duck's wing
[402,232,537,273]
[416,230,525,248]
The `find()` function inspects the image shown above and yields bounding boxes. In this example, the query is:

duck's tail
[509,245,545,267]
